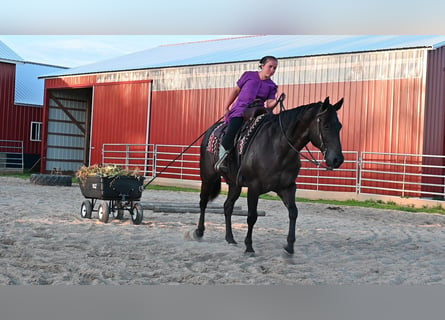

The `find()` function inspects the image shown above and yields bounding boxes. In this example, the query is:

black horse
[192,96,344,255]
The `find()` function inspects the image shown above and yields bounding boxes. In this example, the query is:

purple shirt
[225,71,278,123]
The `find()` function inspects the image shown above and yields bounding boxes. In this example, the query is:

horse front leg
[224,184,242,244]
[277,184,298,255]
[244,189,259,254]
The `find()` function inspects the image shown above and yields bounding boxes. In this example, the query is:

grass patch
[147,184,445,215]
[3,174,444,215]
[144,184,201,193]
[0,172,32,180]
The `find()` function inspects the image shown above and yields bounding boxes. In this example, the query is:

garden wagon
[79,175,145,224]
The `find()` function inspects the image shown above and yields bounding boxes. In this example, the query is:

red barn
[39,36,445,198]
[0,40,67,171]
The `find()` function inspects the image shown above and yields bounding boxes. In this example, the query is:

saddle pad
[206,113,268,156]
[206,122,226,154]
[238,113,268,155]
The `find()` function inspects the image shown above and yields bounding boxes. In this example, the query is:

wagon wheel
[130,203,143,225]
[98,201,110,223]
[112,201,124,220]
[80,200,92,219]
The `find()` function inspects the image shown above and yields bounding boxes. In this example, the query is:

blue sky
[0,35,236,67]
[1,0,444,35]
[1,1,444,68]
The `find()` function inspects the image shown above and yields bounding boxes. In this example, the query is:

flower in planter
[76,165,141,184]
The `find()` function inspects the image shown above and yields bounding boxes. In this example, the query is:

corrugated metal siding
[424,46,445,156]
[0,63,16,139]
[281,50,428,195]
[0,62,42,155]
[146,49,428,195]
[45,75,98,89]
[148,49,428,154]
[15,63,67,106]
[42,46,437,196]
[95,62,254,91]
[89,81,150,164]
[150,88,231,145]
[421,46,445,195]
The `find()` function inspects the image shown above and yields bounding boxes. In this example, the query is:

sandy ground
[0,176,444,285]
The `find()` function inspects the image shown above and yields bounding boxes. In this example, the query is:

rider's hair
[259,56,278,69]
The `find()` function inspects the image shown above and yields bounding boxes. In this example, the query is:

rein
[277,95,331,170]
[143,114,225,188]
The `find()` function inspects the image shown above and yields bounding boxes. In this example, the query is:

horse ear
[323,97,330,106]
[333,98,344,111]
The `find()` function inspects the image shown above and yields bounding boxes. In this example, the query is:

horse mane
[270,101,322,127]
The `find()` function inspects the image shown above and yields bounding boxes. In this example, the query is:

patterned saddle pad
[206,122,226,154]
[206,113,268,157]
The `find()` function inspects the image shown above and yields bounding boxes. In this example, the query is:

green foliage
[2,173,444,215]
[76,165,141,184]
[145,184,199,193]
[149,185,445,215]
[0,172,32,179]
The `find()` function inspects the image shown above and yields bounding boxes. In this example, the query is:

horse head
[309,97,344,169]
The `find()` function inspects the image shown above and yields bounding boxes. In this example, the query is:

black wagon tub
[79,175,145,224]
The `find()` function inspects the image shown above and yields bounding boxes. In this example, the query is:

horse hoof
[282,251,297,264]
[244,251,256,257]
[184,230,193,241]
[283,246,294,255]
[225,238,237,245]
[184,229,202,241]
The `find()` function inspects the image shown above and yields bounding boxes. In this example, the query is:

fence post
[124,145,129,170]
[443,177,445,200]
[144,144,150,177]
[402,155,407,197]
[181,146,184,179]
[357,152,362,194]
[152,144,157,179]
[20,141,24,171]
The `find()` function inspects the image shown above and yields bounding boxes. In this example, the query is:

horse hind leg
[193,175,221,239]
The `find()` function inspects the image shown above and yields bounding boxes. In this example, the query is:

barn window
[30,122,42,141]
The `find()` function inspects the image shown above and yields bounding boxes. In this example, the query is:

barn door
[89,81,151,165]
[45,88,92,172]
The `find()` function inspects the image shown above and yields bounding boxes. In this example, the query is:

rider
[215,55,279,171]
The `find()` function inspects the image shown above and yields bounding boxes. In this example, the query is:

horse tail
[208,176,222,201]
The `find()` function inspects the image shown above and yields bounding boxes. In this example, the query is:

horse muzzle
[324,151,344,169]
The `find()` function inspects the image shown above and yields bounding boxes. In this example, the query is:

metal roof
[15,62,68,105]
[0,39,23,63]
[41,35,445,78]
[0,40,67,105]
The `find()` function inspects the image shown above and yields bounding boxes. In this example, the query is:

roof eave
[39,45,435,80]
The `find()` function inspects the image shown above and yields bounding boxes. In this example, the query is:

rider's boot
[214,145,228,171]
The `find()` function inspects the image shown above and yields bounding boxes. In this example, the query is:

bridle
[277,94,332,170]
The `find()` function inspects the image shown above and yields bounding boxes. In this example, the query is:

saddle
[206,112,269,163]
[242,99,268,121]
